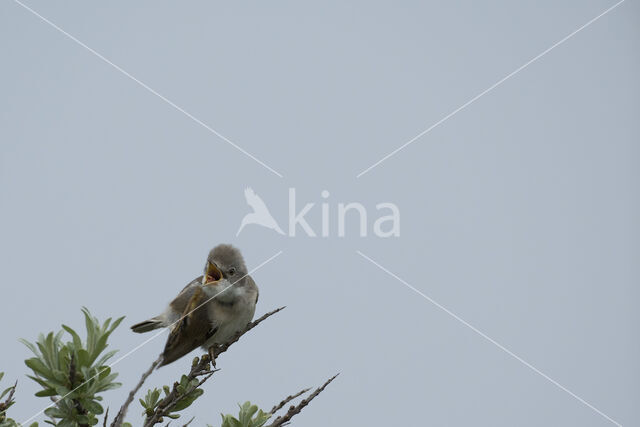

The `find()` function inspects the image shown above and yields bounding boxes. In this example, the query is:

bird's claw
[207,345,217,368]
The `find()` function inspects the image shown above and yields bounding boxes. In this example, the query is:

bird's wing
[168,277,202,315]
[132,277,202,333]
[161,286,217,366]
[244,187,271,214]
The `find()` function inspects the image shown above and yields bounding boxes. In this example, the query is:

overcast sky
[1,1,638,426]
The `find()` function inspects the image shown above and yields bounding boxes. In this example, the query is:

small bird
[131,244,259,366]
[236,187,285,236]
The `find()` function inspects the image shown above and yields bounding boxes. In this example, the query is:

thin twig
[0,380,17,416]
[143,356,217,427]
[144,307,285,426]
[69,354,89,427]
[103,407,109,427]
[266,374,339,427]
[269,388,311,415]
[5,381,17,407]
[111,355,163,427]
[182,416,195,426]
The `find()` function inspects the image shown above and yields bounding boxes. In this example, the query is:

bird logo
[236,187,285,236]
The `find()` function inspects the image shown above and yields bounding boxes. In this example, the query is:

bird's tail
[131,317,164,333]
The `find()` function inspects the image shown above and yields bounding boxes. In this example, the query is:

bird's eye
[228,267,236,276]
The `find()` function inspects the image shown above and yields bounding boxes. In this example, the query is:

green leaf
[76,413,97,425]
[27,375,56,391]
[253,410,271,427]
[220,414,242,427]
[53,384,70,398]
[23,308,125,424]
[220,402,271,427]
[50,369,68,385]
[61,325,82,349]
[77,349,90,368]
[34,388,57,397]
[238,401,258,425]
[57,418,75,427]
[82,399,103,415]
[171,388,204,411]
[25,358,51,378]
[0,385,15,400]
[0,399,15,412]
[93,350,118,368]
[44,407,63,419]
[96,366,111,380]
[96,382,121,393]
[109,316,125,334]
[19,339,39,356]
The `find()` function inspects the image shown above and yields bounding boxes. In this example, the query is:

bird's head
[202,244,248,286]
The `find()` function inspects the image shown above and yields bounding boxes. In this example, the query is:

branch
[69,354,89,427]
[144,307,286,426]
[210,306,286,365]
[143,356,216,426]
[3,382,16,409]
[111,355,163,427]
[266,374,339,427]
[269,387,311,415]
[0,380,17,417]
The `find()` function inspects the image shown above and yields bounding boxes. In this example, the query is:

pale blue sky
[1,1,638,426]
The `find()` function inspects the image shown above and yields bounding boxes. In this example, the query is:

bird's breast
[203,292,256,347]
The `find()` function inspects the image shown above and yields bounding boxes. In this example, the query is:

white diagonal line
[356,250,622,426]
[13,0,283,179]
[21,250,283,425]
[356,0,625,178]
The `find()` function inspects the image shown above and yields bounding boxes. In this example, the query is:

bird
[236,187,285,236]
[131,244,259,366]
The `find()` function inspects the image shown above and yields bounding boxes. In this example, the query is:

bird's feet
[207,344,219,368]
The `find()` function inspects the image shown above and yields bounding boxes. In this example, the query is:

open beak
[202,261,223,285]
